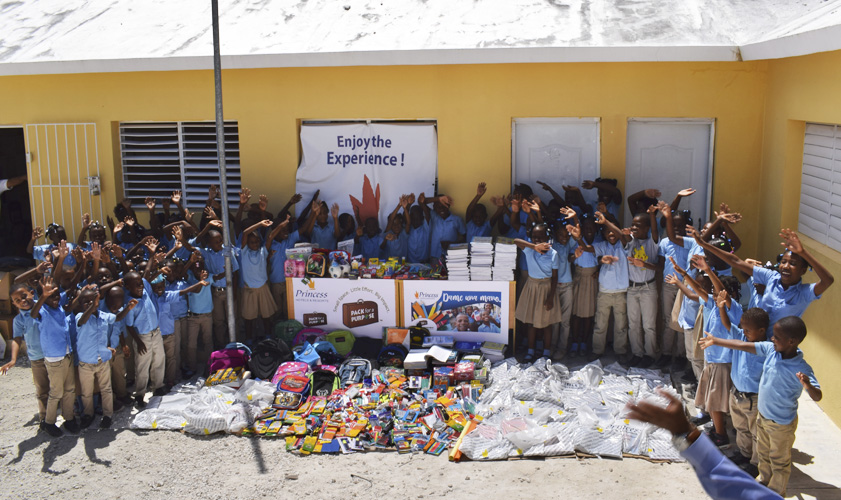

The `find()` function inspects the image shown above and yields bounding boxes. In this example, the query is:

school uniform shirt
[359,234,385,260]
[626,237,658,283]
[311,219,337,250]
[241,246,270,288]
[269,232,301,284]
[33,243,77,267]
[166,279,189,320]
[152,290,183,336]
[201,246,240,288]
[571,240,598,269]
[13,309,43,361]
[74,311,117,363]
[407,220,431,263]
[702,298,742,364]
[478,323,500,333]
[728,324,765,394]
[466,220,491,243]
[120,241,150,260]
[125,280,159,334]
[551,240,575,284]
[751,266,820,332]
[755,341,820,425]
[659,238,690,281]
[384,231,409,260]
[429,213,466,259]
[162,235,192,261]
[593,240,629,292]
[100,302,126,348]
[186,273,214,314]
[523,246,560,279]
[36,304,74,359]
[603,201,621,224]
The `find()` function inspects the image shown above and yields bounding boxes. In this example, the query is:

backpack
[313,340,344,366]
[249,337,293,380]
[326,329,355,356]
[273,319,304,345]
[306,253,327,277]
[377,343,409,368]
[338,357,372,386]
[350,337,382,360]
[293,341,321,367]
[310,369,340,397]
[271,361,311,386]
[273,373,310,410]
[293,327,327,348]
[208,348,249,373]
[409,324,431,349]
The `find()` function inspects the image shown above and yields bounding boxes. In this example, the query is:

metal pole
[211,0,237,344]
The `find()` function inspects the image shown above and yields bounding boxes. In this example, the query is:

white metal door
[512,118,600,207]
[625,119,714,226]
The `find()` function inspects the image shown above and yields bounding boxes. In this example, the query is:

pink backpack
[292,327,327,347]
[208,348,249,373]
[271,361,310,386]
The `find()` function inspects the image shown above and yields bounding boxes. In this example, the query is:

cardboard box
[0,269,27,300]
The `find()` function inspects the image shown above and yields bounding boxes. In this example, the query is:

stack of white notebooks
[469,237,494,281]
[446,243,470,280]
[493,237,517,281]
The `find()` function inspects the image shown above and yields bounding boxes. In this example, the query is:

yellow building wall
[760,49,841,426]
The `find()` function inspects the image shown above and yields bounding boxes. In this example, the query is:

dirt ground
[0,356,715,500]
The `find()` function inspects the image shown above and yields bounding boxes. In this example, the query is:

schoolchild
[656,201,692,368]
[568,215,599,357]
[267,216,298,319]
[465,183,492,243]
[302,201,341,250]
[123,266,166,408]
[625,207,660,367]
[407,196,431,263]
[383,196,411,260]
[423,193,465,259]
[240,219,278,339]
[581,178,622,223]
[183,251,215,378]
[103,286,134,406]
[550,209,576,358]
[356,217,385,261]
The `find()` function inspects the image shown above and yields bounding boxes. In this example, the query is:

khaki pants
[133,329,165,397]
[30,359,50,421]
[627,282,659,358]
[730,389,759,464]
[124,334,136,382]
[270,281,288,320]
[110,340,129,399]
[184,313,212,374]
[79,359,114,417]
[551,282,574,354]
[211,289,230,349]
[162,319,182,386]
[660,283,684,356]
[757,413,798,496]
[684,327,705,379]
[44,355,76,425]
[593,291,628,355]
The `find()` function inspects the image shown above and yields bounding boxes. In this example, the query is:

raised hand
[91,242,102,261]
[82,213,92,229]
[35,261,52,274]
[690,254,710,272]
[406,193,416,205]
[290,193,303,205]
[57,240,69,259]
[145,197,156,211]
[171,190,182,205]
[172,225,183,242]
[204,206,218,220]
[594,211,606,225]
[698,332,717,350]
[644,188,661,199]
[559,207,577,219]
[780,228,804,254]
[677,188,696,197]
[209,219,223,229]
[600,255,618,265]
[440,195,453,207]
[259,219,273,228]
[534,242,551,254]
[562,185,580,193]
[239,188,251,205]
[331,203,340,219]
[477,182,487,197]
[200,269,209,281]
[490,196,503,208]
[646,204,659,215]
[31,226,44,240]
[40,275,58,298]
[685,225,699,239]
[597,201,608,214]
[258,194,268,212]
[657,200,671,217]
[669,256,686,275]
[385,232,396,241]
[625,388,691,436]
[581,180,595,190]
[208,184,219,200]
[145,238,160,253]
[418,193,426,205]
[566,224,580,240]
[715,289,729,308]
[664,273,680,286]
[124,216,135,227]
[744,258,763,268]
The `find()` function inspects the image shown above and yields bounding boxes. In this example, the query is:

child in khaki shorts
[240,219,278,340]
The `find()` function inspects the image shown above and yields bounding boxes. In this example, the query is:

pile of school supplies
[458,358,684,461]
[445,243,470,280]
[480,341,506,363]
[493,238,517,281]
[469,237,494,281]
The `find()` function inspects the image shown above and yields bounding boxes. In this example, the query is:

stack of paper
[446,243,470,280]
[493,237,517,281]
[481,341,507,362]
[470,236,494,281]
[403,345,458,369]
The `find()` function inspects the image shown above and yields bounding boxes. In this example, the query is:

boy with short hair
[700,315,822,496]
[124,265,166,408]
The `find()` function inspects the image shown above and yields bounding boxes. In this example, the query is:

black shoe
[690,412,711,426]
[80,415,94,429]
[628,355,643,367]
[134,395,147,409]
[41,422,64,437]
[638,356,655,369]
[99,416,113,429]
[152,387,168,397]
[708,430,730,447]
[681,371,698,384]
[63,419,81,434]
[587,352,601,362]
[655,355,672,368]
[117,395,135,406]
[730,453,751,466]
[739,462,759,478]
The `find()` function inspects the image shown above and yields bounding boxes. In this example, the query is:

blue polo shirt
[659,238,690,281]
[755,341,820,425]
[186,273,214,314]
[75,311,117,363]
[523,246,560,279]
[478,323,500,333]
[241,246,269,288]
[33,243,78,267]
[311,219,337,250]
[384,231,409,260]
[359,234,384,260]
[166,279,189,319]
[466,221,491,243]
[13,309,43,361]
[36,304,73,358]
[201,247,239,288]
[572,240,598,269]
[728,324,764,394]
[407,220,430,263]
[429,213,466,259]
[593,240,629,292]
[269,232,301,283]
[552,240,575,284]
[125,280,159,334]
[702,297,742,364]
[751,266,820,335]
[152,290,181,336]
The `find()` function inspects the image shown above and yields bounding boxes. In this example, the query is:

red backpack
[207,348,250,373]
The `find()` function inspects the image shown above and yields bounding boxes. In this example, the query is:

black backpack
[309,369,340,397]
[249,337,293,380]
[377,343,409,368]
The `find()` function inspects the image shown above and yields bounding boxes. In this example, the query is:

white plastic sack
[131,409,188,430]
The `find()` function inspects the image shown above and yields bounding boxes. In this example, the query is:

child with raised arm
[240,219,277,340]
[383,196,410,261]
[700,316,822,496]
[550,208,576,359]
[407,193,431,263]
[123,267,166,408]
[267,215,298,319]
[302,200,341,250]
[580,211,630,362]
[656,198,692,369]
[625,205,660,368]
[513,223,561,361]
[465,183,492,243]
[422,194,465,259]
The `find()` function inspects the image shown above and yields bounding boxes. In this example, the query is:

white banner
[402,280,510,343]
[290,278,398,339]
[296,123,438,230]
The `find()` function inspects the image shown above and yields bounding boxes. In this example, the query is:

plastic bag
[131,409,187,430]
[235,379,276,406]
